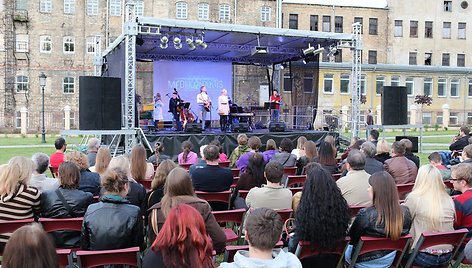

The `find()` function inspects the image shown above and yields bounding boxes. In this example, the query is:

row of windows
[175,2,271,22]
[16,35,98,54]
[289,14,378,35]
[15,75,75,94]
[408,52,467,67]
[394,20,466,39]
[39,0,144,16]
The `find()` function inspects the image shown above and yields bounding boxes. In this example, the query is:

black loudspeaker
[382,86,408,125]
[79,76,122,130]
[232,122,250,133]
[185,123,202,133]
[269,122,286,132]
[395,136,419,153]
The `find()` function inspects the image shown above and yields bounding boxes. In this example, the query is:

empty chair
[285,175,307,188]
[212,208,246,243]
[283,166,297,176]
[76,246,141,268]
[295,239,350,267]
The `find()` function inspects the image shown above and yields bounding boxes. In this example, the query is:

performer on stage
[153,92,163,128]
[169,92,183,131]
[218,88,230,132]
[196,85,211,130]
[270,89,281,122]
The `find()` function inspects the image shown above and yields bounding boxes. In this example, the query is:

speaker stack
[381,86,408,125]
[185,123,203,133]
[232,122,250,133]
[269,122,286,132]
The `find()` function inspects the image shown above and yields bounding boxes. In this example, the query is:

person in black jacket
[81,167,143,250]
[64,151,101,196]
[41,161,93,248]
[450,126,470,151]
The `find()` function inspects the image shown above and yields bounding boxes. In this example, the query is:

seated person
[428,152,451,180]
[262,139,278,163]
[30,152,59,193]
[462,145,472,164]
[146,141,170,166]
[450,126,470,152]
[336,150,372,206]
[86,137,100,167]
[50,137,67,168]
[178,140,198,165]
[189,145,207,176]
[400,138,420,168]
[317,141,339,175]
[270,138,297,167]
[219,207,302,268]
[451,163,472,242]
[384,141,417,184]
[360,142,384,175]
[228,134,250,167]
[64,151,100,196]
[231,153,266,209]
[236,136,262,173]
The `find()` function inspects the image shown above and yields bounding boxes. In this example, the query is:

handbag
[55,189,77,218]
[282,217,296,247]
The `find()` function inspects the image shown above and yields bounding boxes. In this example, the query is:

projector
[251,46,269,56]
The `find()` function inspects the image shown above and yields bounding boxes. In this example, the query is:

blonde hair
[95,147,112,175]
[0,157,35,196]
[108,155,131,179]
[408,164,450,231]
[152,159,177,190]
[130,144,147,181]
[376,139,390,155]
[64,151,89,170]
[296,136,307,150]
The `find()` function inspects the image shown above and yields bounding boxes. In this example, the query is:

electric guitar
[203,100,211,112]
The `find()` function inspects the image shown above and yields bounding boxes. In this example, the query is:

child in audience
[228,134,250,167]
[262,139,278,163]
[178,141,198,165]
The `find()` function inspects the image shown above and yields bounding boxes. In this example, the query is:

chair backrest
[238,190,249,199]
[179,163,192,170]
[76,246,141,268]
[212,209,246,225]
[332,173,343,181]
[49,166,59,178]
[295,238,350,262]
[219,161,230,168]
[56,249,72,268]
[289,187,303,195]
[230,177,240,188]
[138,179,152,191]
[403,228,468,268]
[0,218,35,234]
[276,209,293,223]
[195,191,232,206]
[283,166,297,176]
[349,205,367,218]
[349,234,412,268]
[39,217,84,232]
[285,175,307,188]
[396,183,415,200]
[231,168,240,177]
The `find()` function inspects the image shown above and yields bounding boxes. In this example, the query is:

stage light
[280,63,287,69]
[173,37,182,49]
[195,38,207,49]
[186,37,196,50]
[303,44,324,56]
[160,36,168,49]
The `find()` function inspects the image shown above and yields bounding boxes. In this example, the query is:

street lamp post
[39,72,47,143]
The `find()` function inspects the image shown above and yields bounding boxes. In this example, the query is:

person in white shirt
[196,85,211,130]
[218,88,230,132]
[30,153,60,193]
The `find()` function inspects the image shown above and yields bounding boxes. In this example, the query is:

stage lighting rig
[160,36,168,49]
[186,37,196,50]
[173,37,182,49]
[303,44,324,56]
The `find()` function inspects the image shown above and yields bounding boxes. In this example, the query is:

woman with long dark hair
[345,171,412,267]
[143,203,215,268]
[231,153,266,209]
[289,162,351,267]
[318,141,339,174]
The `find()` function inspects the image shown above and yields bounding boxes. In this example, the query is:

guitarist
[169,92,183,131]
[196,85,211,130]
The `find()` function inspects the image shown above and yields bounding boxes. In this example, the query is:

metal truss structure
[350,23,363,138]
[93,35,102,76]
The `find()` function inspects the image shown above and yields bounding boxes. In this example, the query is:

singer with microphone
[169,91,183,131]
[270,89,281,122]
[153,93,163,129]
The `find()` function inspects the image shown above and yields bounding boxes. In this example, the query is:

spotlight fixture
[195,37,207,49]
[327,46,339,57]
[160,36,168,49]
[303,43,324,56]
[186,37,196,50]
[280,63,287,70]
[173,37,182,49]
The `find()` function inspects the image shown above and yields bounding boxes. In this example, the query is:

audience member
[50,137,67,168]
[148,168,226,253]
[228,134,250,167]
[374,139,391,164]
[220,208,302,268]
[369,129,380,146]
[340,137,363,160]
[30,152,59,192]
[191,145,233,193]
[0,157,40,251]
[147,141,170,166]
[64,151,100,196]
[324,135,338,158]
[189,145,207,175]
[236,136,262,172]
[296,140,318,175]
[336,150,372,206]
[466,239,472,263]
[462,144,472,164]
[2,223,59,268]
[41,161,93,248]
[178,140,198,165]
[403,165,455,267]
[143,204,215,268]
[360,142,384,175]
[86,137,100,167]
[291,136,307,160]
[132,144,154,181]
[428,152,451,180]
[317,141,339,174]
[384,141,417,184]
[81,167,143,250]
[231,153,266,209]
[89,147,111,175]
[270,138,297,167]
[451,163,472,241]
[245,161,292,210]
[450,126,470,151]
[345,171,412,267]
[289,163,350,267]
[262,139,278,162]
[210,139,228,162]
[400,138,420,168]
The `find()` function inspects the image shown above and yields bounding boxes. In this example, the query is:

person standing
[270,89,281,122]
[366,109,374,126]
[218,88,230,132]
[153,92,164,129]
[169,92,182,131]
[197,85,211,130]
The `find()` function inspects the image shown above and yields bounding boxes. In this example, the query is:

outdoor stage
[144,129,338,159]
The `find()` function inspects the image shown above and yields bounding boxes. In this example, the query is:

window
[322,52,329,62]
[40,0,52,13]
[64,0,75,14]
[135,1,144,16]
[322,16,331,32]
[444,0,452,11]
[176,2,188,19]
[86,0,98,15]
[63,36,75,53]
[340,74,350,94]
[86,37,95,54]
[334,49,342,62]
[438,78,446,97]
[436,112,443,125]
[424,78,433,95]
[260,6,271,22]
[109,0,121,16]
[15,35,28,52]
[458,54,465,67]
[391,76,400,86]
[197,3,209,20]
[310,15,318,31]
[451,79,460,97]
[458,23,466,39]
[40,36,52,53]
[335,16,343,33]
[289,14,298,29]
[406,77,414,95]
[376,75,385,95]
[63,77,75,94]
[354,17,363,34]
[409,52,417,65]
[425,53,432,65]
[16,75,28,92]
[410,20,418,37]
[467,112,472,125]
[361,75,367,95]
[394,20,403,37]
[425,21,433,38]
[15,111,22,129]
[450,112,459,125]
[283,74,292,92]
[442,53,450,66]
[368,50,377,64]
[219,4,230,21]
[369,18,378,35]
[469,79,472,97]
[323,74,334,93]
[443,22,451,38]
[303,74,313,93]
[422,112,432,125]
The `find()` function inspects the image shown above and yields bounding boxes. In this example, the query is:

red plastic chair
[230,177,240,188]
[56,249,72,268]
[295,238,350,267]
[444,180,454,190]
[231,168,240,177]
[39,217,83,233]
[76,246,141,268]
[285,175,307,188]
[195,190,232,209]
[332,173,343,181]
[49,166,59,178]
[219,161,230,168]
[403,228,468,268]
[238,190,249,199]
[289,187,303,195]
[179,163,192,170]
[276,209,293,223]
[349,205,367,218]
[0,218,35,254]
[212,209,246,243]
[138,179,152,191]
[283,166,297,176]
[348,234,413,268]
[396,183,415,200]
